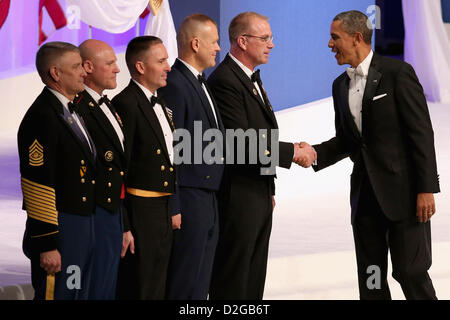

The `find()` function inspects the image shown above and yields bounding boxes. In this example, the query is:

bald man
[158,14,223,300]
[75,39,126,299]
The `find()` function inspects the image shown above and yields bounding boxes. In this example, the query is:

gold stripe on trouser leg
[45,274,55,300]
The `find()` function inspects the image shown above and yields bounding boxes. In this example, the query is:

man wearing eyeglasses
[207,11,316,300]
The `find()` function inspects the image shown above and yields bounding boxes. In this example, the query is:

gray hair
[228,11,269,44]
[333,10,373,44]
[35,41,79,84]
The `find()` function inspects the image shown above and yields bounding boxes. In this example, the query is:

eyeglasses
[242,34,274,43]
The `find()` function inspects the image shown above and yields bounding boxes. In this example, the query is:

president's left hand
[416,193,436,223]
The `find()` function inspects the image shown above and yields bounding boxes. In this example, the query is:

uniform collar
[229,53,254,79]
[132,79,157,101]
[47,87,72,112]
[84,85,103,104]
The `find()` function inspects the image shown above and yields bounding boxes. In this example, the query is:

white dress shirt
[178,58,219,127]
[48,87,93,152]
[346,50,374,135]
[84,85,124,151]
[229,53,265,104]
[132,79,174,164]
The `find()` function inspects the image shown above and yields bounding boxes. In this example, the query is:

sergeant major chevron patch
[29,139,44,166]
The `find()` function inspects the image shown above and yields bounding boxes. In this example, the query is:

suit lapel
[44,88,96,168]
[361,55,382,137]
[129,81,171,163]
[338,75,361,139]
[203,83,225,133]
[224,55,278,128]
[82,91,124,156]
[173,59,219,129]
[337,53,383,140]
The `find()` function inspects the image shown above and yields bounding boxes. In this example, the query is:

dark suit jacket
[76,90,127,214]
[207,54,294,195]
[313,53,440,222]
[112,80,180,229]
[159,59,224,191]
[18,87,97,253]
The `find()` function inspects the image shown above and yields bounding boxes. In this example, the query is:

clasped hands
[293,142,317,168]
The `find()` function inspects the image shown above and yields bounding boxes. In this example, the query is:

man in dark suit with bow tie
[18,42,97,299]
[311,10,439,299]
[158,14,224,300]
[74,39,125,299]
[112,36,180,300]
[207,12,316,300]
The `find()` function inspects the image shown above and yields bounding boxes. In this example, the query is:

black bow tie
[150,95,162,107]
[197,73,207,85]
[251,69,261,83]
[98,95,111,106]
[68,102,78,114]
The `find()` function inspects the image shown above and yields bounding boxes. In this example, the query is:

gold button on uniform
[107,198,111,203]
[81,178,85,184]
[82,197,87,202]
[91,180,95,184]
[81,160,85,165]
[161,165,165,171]
[169,167,174,172]
[163,181,168,187]
[109,167,113,172]
[120,171,124,176]
[265,150,270,156]
[108,182,112,187]
[157,149,161,155]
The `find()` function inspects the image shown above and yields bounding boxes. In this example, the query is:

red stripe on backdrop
[38,0,67,45]
[0,0,11,29]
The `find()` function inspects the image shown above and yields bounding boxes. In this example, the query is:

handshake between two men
[293,142,317,168]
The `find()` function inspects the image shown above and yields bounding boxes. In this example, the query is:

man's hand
[121,230,135,258]
[172,213,182,230]
[417,193,436,223]
[40,249,61,274]
[293,142,317,167]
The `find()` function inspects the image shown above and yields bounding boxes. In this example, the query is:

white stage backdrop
[402,0,450,103]
[66,0,149,33]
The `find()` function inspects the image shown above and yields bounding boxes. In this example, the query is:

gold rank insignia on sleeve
[29,139,44,167]
[80,166,87,177]
[21,177,58,225]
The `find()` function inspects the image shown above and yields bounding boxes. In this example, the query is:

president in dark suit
[75,39,125,299]
[18,42,97,299]
[159,14,223,300]
[207,12,316,299]
[112,36,180,299]
[311,11,439,299]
